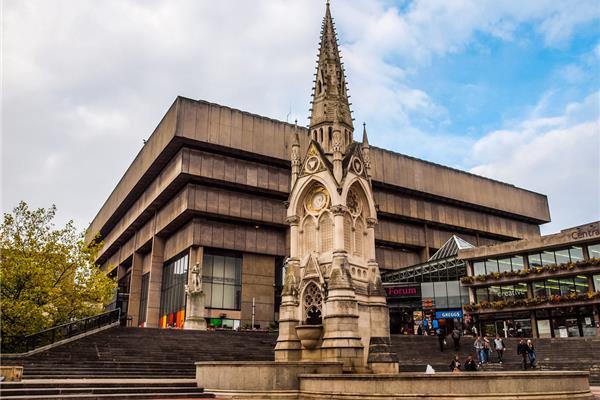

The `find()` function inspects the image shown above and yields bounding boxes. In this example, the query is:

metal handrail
[1,308,121,354]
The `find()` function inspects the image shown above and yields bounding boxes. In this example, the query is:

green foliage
[0,201,116,338]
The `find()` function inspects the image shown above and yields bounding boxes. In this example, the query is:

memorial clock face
[312,192,326,210]
[305,187,329,213]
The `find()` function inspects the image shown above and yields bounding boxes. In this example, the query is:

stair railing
[1,308,121,354]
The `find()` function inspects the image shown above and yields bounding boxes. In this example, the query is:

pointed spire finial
[308,0,353,155]
[362,122,369,147]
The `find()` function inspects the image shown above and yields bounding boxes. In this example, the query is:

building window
[593,275,600,291]
[588,244,600,259]
[511,256,525,271]
[569,246,584,262]
[498,258,511,273]
[528,254,542,268]
[202,252,242,310]
[159,252,189,328]
[533,281,546,297]
[574,275,589,293]
[138,272,150,326]
[473,261,485,276]
[475,287,488,303]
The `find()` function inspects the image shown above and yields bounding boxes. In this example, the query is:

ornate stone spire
[362,122,372,179]
[291,120,301,187]
[309,1,353,155]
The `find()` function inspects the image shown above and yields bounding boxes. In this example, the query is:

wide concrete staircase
[2,327,598,398]
[389,334,600,385]
[1,327,276,399]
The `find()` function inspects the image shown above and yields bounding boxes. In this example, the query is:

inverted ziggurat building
[85,3,551,336]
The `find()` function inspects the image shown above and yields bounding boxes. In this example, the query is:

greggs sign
[385,285,421,298]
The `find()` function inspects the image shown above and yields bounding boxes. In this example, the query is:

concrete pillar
[145,236,165,328]
[127,251,144,326]
[530,311,538,338]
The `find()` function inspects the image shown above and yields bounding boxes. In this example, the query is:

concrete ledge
[0,366,23,382]
[195,361,343,391]
[298,371,592,400]
[198,369,592,400]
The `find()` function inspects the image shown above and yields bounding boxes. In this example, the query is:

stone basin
[295,324,323,349]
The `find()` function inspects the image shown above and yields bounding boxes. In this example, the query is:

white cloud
[1,0,598,231]
[470,92,600,234]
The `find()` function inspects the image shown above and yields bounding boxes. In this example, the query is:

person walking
[464,355,478,371]
[517,339,528,370]
[449,354,461,372]
[494,334,505,363]
[474,336,484,365]
[451,327,461,351]
[482,335,491,364]
[526,339,537,368]
[437,327,446,352]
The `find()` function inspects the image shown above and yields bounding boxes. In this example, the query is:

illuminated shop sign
[435,310,463,319]
[385,285,421,298]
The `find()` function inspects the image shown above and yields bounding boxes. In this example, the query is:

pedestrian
[517,339,528,370]
[452,327,461,351]
[449,354,461,372]
[526,339,537,368]
[464,355,478,371]
[494,334,505,363]
[437,327,446,352]
[474,335,484,364]
[482,335,491,364]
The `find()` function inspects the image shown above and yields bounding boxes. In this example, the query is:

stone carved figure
[186,263,203,294]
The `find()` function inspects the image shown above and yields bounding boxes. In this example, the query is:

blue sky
[2,0,599,234]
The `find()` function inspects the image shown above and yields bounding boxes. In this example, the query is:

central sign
[385,285,421,298]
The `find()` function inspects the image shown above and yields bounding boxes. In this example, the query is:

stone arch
[289,177,339,218]
[318,212,333,253]
[341,178,376,220]
[302,281,323,325]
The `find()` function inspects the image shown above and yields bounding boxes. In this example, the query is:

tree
[0,201,116,339]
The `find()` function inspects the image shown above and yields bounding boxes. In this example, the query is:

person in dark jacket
[517,339,528,370]
[526,339,537,368]
[464,355,478,371]
[437,328,446,352]
[449,354,461,372]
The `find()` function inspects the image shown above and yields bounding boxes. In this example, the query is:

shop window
[138,273,150,326]
[514,282,528,299]
[203,252,242,310]
[498,258,511,273]
[485,259,499,274]
[511,256,524,271]
[559,277,575,295]
[554,249,570,265]
[159,252,189,328]
[446,281,461,308]
[433,281,448,308]
[533,281,547,298]
[541,251,556,266]
[574,275,589,293]
[588,243,600,259]
[545,279,561,296]
[528,254,542,268]
[473,261,485,276]
[475,287,488,303]
[488,285,502,301]
[569,246,584,262]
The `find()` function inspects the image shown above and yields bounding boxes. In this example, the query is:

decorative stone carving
[347,189,362,216]
[184,262,207,330]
